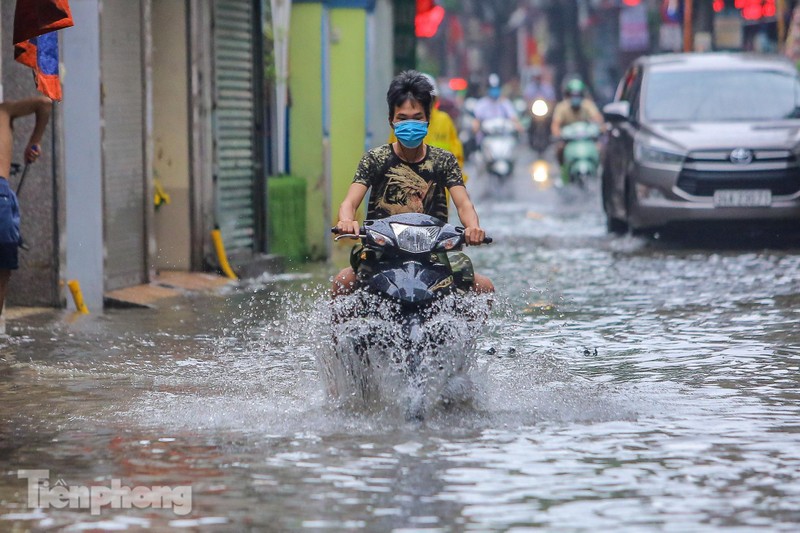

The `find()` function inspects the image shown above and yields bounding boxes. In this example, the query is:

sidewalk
[4,271,236,324]
[104,271,234,309]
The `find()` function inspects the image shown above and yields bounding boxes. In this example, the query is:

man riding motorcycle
[523,67,557,152]
[551,78,604,166]
[333,70,494,298]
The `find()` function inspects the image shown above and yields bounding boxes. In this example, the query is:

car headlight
[390,223,440,253]
[634,142,684,166]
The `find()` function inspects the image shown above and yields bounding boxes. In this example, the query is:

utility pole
[683,0,694,52]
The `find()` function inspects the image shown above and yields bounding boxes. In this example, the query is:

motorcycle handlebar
[331,227,364,241]
[456,226,492,245]
[332,226,493,245]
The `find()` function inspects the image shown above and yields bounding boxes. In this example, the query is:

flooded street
[2,147,800,531]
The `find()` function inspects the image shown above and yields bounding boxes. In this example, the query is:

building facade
[2,0,271,310]
[2,0,410,311]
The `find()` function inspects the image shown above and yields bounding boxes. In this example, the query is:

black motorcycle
[329,213,491,418]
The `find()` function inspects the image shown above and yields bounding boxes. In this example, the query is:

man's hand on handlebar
[334,220,361,237]
[463,226,487,246]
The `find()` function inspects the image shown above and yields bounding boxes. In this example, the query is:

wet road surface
[2,145,800,531]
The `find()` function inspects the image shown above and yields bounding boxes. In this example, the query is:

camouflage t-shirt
[352,144,464,221]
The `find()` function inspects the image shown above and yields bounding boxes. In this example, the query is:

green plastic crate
[267,176,307,262]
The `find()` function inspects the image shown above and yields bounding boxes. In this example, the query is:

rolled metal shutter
[101,0,146,290]
[213,0,258,254]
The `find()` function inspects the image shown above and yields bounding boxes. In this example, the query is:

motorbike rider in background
[472,73,524,137]
[523,66,556,103]
[333,70,494,298]
[551,78,604,165]
[523,66,557,152]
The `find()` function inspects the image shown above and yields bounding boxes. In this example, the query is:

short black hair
[386,70,433,121]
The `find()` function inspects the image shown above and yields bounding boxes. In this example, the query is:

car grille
[677,168,800,196]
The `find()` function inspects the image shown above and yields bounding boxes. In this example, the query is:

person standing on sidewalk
[0,96,53,333]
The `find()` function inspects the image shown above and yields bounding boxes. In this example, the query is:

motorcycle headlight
[390,223,440,253]
[436,235,462,251]
[492,160,511,175]
[367,229,394,247]
[634,142,684,166]
[531,99,549,117]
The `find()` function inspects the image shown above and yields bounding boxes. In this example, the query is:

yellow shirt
[388,107,468,183]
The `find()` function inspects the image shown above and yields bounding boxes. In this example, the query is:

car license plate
[713,189,772,207]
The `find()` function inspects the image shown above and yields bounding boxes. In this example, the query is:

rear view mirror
[603,101,630,123]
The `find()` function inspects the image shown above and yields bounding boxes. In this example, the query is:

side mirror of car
[603,101,631,123]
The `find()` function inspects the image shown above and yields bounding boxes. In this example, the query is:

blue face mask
[489,87,502,100]
[393,119,428,149]
[570,96,583,108]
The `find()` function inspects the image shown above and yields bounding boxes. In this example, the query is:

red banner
[13,0,74,101]
[13,0,73,44]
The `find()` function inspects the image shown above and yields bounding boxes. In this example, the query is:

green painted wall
[288,4,369,262]
[289,3,326,259]
[330,8,367,260]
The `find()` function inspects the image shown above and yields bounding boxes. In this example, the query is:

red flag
[13,0,73,101]
[13,0,73,43]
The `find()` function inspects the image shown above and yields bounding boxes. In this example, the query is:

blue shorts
[0,178,20,270]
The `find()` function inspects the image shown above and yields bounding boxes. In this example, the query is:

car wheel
[624,180,654,237]
[606,216,628,235]
[624,178,637,226]
[602,169,627,234]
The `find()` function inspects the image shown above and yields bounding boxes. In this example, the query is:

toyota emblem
[730,148,754,164]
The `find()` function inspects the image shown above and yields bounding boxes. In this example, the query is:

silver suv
[602,52,800,234]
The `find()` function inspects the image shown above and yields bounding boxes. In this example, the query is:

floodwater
[2,147,800,531]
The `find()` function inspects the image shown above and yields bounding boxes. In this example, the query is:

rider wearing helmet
[551,78,603,164]
[472,73,523,135]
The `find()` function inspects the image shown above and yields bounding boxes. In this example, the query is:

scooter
[560,121,601,188]
[527,97,554,154]
[329,213,492,419]
[479,117,518,184]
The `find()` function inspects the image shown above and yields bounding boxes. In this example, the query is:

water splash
[321,291,493,420]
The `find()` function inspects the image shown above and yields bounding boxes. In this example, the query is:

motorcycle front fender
[570,159,597,178]
[367,261,451,306]
[564,140,599,164]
